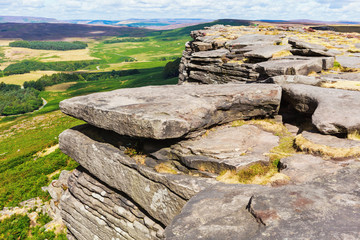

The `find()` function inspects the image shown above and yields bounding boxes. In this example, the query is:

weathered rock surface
[170,124,279,173]
[60,84,281,139]
[59,124,217,226]
[288,37,327,51]
[322,72,360,81]
[166,166,360,239]
[244,44,291,60]
[225,34,283,49]
[282,84,360,134]
[266,75,321,86]
[61,168,165,240]
[255,57,323,77]
[280,154,343,184]
[336,55,360,68]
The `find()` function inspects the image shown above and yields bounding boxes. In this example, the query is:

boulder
[282,84,360,134]
[60,84,281,139]
[165,166,360,239]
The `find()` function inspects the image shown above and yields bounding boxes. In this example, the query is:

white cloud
[1,0,360,21]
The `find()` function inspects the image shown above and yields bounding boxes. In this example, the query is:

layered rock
[60,84,281,139]
[179,26,336,84]
[57,24,360,240]
[58,83,282,239]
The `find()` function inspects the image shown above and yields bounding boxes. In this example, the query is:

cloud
[1,0,360,21]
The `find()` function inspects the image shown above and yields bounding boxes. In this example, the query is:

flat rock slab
[171,125,279,173]
[225,34,283,49]
[336,56,360,68]
[60,84,281,139]
[282,84,360,134]
[300,131,360,149]
[288,37,327,51]
[255,58,322,77]
[322,72,360,81]
[266,75,321,86]
[280,154,343,184]
[244,44,291,59]
[191,48,229,58]
[165,166,360,239]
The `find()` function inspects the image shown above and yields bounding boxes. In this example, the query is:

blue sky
[1,0,359,21]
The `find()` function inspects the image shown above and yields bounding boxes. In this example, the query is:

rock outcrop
[179,26,335,84]
[57,24,360,240]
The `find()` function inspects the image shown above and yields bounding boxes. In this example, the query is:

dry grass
[45,82,77,92]
[272,50,292,58]
[217,119,296,185]
[348,130,360,141]
[35,144,59,158]
[0,71,58,85]
[294,134,360,158]
[321,80,360,91]
[154,162,178,174]
[4,47,98,62]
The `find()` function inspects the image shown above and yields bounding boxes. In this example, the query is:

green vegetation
[0,83,43,116]
[163,57,181,78]
[0,149,78,209]
[24,69,140,91]
[9,40,88,51]
[0,214,29,239]
[3,60,100,76]
[103,37,150,44]
[0,213,66,239]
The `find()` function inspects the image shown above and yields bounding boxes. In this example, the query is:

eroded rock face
[165,166,360,239]
[282,84,360,134]
[60,84,281,139]
[59,124,217,226]
[61,168,165,240]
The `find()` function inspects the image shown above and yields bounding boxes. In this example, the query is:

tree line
[9,40,88,51]
[103,37,150,44]
[0,83,43,116]
[2,60,100,76]
[23,69,140,91]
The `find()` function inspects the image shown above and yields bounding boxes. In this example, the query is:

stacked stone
[58,84,282,239]
[57,25,360,240]
[179,25,335,84]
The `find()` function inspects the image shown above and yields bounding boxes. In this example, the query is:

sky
[1,0,360,22]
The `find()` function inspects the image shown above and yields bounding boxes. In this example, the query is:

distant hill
[0,23,153,40]
[0,16,60,23]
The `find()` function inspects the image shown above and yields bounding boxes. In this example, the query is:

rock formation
[58,24,360,239]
